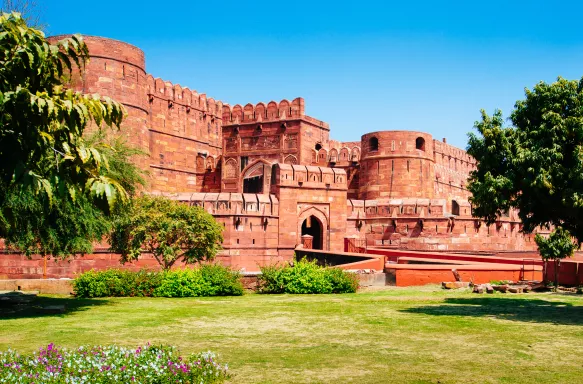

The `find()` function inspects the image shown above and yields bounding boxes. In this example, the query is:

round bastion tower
[48,35,150,168]
[358,131,435,200]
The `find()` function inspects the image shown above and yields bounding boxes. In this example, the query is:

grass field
[2,286,583,383]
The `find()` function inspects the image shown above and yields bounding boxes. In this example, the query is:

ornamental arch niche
[284,154,298,165]
[297,207,329,250]
[224,158,237,179]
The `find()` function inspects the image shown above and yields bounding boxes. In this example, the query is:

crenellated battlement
[347,198,520,223]
[221,98,329,129]
[271,163,347,189]
[348,198,449,219]
[433,139,475,165]
[153,192,279,217]
[145,75,224,118]
[222,98,304,124]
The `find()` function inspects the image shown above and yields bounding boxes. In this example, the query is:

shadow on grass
[0,292,108,319]
[402,296,583,325]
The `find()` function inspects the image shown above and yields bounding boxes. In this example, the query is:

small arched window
[315,143,322,151]
[369,137,379,152]
[416,137,425,151]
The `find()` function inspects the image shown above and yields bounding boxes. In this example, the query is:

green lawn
[2,287,583,383]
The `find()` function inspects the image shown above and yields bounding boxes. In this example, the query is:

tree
[467,77,583,243]
[1,132,147,258]
[0,13,136,259]
[0,13,126,211]
[109,196,224,270]
[535,227,577,290]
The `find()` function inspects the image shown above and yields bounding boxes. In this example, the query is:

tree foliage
[0,132,146,257]
[0,12,126,211]
[535,227,577,289]
[0,13,143,257]
[467,77,583,242]
[535,227,577,262]
[109,196,224,270]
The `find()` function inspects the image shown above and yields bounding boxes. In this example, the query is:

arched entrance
[243,164,264,193]
[240,159,273,194]
[301,215,323,250]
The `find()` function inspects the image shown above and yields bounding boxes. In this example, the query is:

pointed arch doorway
[300,215,323,250]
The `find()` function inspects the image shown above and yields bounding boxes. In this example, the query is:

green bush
[154,265,243,297]
[73,265,243,298]
[257,258,359,294]
[73,269,163,298]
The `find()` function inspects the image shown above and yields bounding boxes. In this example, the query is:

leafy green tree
[1,132,146,258]
[0,13,141,259]
[535,227,577,290]
[109,196,224,270]
[0,12,126,211]
[84,131,148,197]
[467,77,583,242]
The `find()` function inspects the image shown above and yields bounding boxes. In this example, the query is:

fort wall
[48,35,151,169]
[0,34,549,282]
[145,75,223,192]
[432,139,476,213]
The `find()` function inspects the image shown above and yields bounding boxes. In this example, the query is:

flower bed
[0,343,229,383]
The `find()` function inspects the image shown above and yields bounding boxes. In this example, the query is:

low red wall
[295,248,385,271]
[373,248,544,286]
[395,268,525,287]
[544,260,582,286]
[368,248,544,266]
[387,264,542,287]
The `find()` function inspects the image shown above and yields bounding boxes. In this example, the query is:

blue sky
[43,0,583,149]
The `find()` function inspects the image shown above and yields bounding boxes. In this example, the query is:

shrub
[257,258,359,294]
[0,343,229,383]
[154,265,243,297]
[73,269,163,298]
[73,265,243,298]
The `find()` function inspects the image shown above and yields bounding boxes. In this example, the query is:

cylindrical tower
[48,35,150,168]
[358,131,435,200]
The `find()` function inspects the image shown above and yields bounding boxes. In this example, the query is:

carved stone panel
[224,158,237,179]
[225,138,238,153]
[284,134,298,149]
[241,135,280,151]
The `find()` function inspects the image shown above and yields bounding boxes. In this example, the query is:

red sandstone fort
[0,35,552,281]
